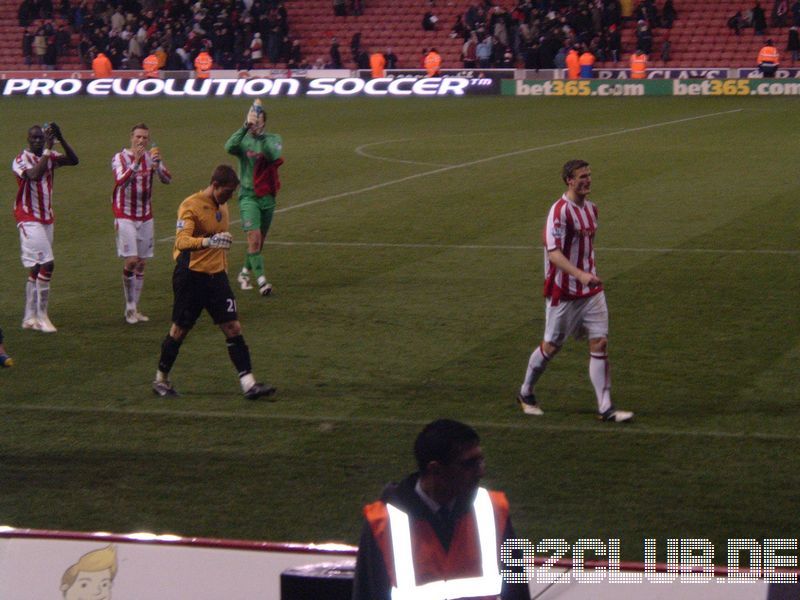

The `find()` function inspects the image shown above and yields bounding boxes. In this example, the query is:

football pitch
[0,95,798,561]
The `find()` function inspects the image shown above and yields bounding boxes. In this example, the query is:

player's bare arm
[547,248,602,288]
[48,122,79,167]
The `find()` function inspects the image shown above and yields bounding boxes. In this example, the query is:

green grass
[0,95,798,561]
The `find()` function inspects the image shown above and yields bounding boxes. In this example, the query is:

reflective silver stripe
[386,487,503,600]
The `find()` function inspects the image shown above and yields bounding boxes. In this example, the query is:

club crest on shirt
[216,211,222,222]
[176,219,185,230]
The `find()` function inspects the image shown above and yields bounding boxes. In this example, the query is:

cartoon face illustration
[61,545,116,600]
[63,569,113,600]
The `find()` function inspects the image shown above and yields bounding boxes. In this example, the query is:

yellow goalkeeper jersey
[173,189,230,274]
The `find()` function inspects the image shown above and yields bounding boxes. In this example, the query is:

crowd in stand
[450,0,677,69]
[18,0,305,70]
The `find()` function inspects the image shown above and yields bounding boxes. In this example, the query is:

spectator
[18,0,35,26]
[333,0,346,16]
[250,32,263,62]
[422,10,439,30]
[789,25,800,63]
[728,10,743,34]
[462,31,478,67]
[753,1,767,33]
[350,31,361,64]
[476,34,492,67]
[607,24,621,61]
[636,20,653,53]
[772,0,788,25]
[793,0,800,25]
[662,0,677,27]
[22,27,33,65]
[33,27,47,65]
[385,47,398,69]
[288,39,302,68]
[661,37,671,61]
[329,36,342,67]
[238,47,254,70]
[44,31,57,68]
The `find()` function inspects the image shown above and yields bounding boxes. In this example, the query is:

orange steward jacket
[630,53,647,78]
[758,45,779,64]
[352,473,530,600]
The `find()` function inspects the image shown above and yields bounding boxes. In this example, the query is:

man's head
[562,159,591,199]
[129,122,150,150]
[60,545,117,600]
[209,164,240,205]
[27,125,45,155]
[415,419,485,504]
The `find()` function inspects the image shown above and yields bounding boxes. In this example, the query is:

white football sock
[240,373,256,392]
[521,344,551,396]
[133,273,144,307]
[36,275,51,318]
[123,273,136,311]
[24,279,38,322]
[589,353,612,414]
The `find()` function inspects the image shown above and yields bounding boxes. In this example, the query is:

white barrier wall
[1,528,795,599]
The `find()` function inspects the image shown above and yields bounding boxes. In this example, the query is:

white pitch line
[256,240,798,256]
[157,110,742,243]
[155,237,798,255]
[1,403,797,442]
[355,138,451,167]
[276,109,743,214]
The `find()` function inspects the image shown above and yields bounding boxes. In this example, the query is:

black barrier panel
[281,561,355,600]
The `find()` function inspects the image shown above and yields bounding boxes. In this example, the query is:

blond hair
[60,545,117,591]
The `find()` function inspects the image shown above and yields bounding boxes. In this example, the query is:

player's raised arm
[48,122,79,166]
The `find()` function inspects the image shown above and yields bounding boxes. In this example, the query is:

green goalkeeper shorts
[238,193,276,233]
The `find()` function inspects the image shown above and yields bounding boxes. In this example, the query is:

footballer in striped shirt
[12,122,79,333]
[517,159,633,423]
[111,123,172,325]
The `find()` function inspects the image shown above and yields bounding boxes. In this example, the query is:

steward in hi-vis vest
[352,419,530,600]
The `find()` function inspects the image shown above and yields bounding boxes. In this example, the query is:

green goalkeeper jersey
[224,127,283,197]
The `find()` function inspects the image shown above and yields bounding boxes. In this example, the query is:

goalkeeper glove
[202,232,233,249]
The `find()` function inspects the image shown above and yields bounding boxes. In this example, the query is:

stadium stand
[0,0,793,71]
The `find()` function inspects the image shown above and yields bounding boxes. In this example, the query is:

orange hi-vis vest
[630,53,647,78]
[758,45,779,64]
[92,53,112,78]
[565,50,580,79]
[370,52,386,78]
[143,54,159,77]
[424,51,442,77]
[364,487,508,600]
[195,52,212,79]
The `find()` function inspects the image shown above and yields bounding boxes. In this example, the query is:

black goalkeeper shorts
[171,267,238,328]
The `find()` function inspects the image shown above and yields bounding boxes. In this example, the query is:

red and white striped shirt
[542,194,603,304]
[111,149,172,220]
[12,149,61,224]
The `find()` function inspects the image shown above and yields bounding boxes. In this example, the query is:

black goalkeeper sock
[158,335,182,374]
[226,334,252,377]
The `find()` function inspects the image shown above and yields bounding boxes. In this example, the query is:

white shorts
[115,218,154,259]
[544,291,609,346]
[17,221,54,267]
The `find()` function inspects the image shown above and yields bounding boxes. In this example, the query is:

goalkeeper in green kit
[225,99,284,296]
